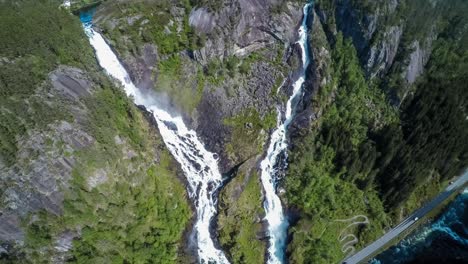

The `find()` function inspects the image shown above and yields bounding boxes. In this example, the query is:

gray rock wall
[190,0,302,64]
[0,67,96,256]
[93,0,308,173]
[315,0,440,103]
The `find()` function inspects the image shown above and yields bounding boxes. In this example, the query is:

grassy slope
[218,169,265,264]
[0,1,191,263]
[0,0,96,165]
[285,33,395,263]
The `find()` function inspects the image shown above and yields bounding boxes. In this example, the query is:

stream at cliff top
[371,189,468,264]
[259,3,312,264]
[80,12,229,264]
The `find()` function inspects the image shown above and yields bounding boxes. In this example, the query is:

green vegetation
[402,174,445,216]
[218,171,265,264]
[0,0,96,165]
[369,2,468,209]
[96,0,269,113]
[71,64,191,263]
[99,0,205,57]
[204,58,227,85]
[96,0,208,115]
[66,151,191,263]
[155,55,205,114]
[203,53,263,85]
[286,2,468,261]
[19,86,191,263]
[375,45,468,209]
[308,33,396,186]
[224,108,277,163]
[0,1,192,262]
[286,146,384,262]
[154,51,267,113]
[285,33,391,263]
[21,149,191,263]
[84,85,146,154]
[305,0,467,208]
[158,55,182,76]
[0,1,94,68]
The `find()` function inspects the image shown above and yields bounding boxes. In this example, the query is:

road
[342,169,468,264]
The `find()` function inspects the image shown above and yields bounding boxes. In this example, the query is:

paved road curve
[343,169,468,264]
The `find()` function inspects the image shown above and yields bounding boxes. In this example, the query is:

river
[371,189,468,264]
[259,3,312,264]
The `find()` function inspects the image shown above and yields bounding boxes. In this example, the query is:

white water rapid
[82,24,229,264]
[260,3,312,264]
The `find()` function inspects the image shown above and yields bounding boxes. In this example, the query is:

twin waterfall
[82,2,311,263]
[260,3,311,264]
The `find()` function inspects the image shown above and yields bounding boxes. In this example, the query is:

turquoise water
[78,8,94,25]
[371,190,468,264]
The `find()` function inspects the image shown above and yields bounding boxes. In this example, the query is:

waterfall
[259,3,312,264]
[81,22,229,264]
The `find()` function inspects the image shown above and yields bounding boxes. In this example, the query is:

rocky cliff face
[315,0,442,103]
[0,63,192,262]
[366,25,402,78]
[0,67,96,247]
[92,0,311,174]
[316,0,399,75]
[188,0,302,62]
